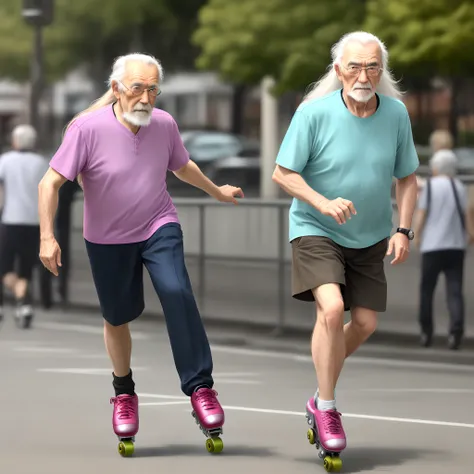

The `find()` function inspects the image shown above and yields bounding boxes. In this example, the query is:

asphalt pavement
[2,307,474,474]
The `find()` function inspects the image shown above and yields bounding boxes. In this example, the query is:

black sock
[112,369,135,396]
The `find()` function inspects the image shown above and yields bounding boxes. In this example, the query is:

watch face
[408,230,415,240]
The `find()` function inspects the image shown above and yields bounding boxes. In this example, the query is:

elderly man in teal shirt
[273,31,419,470]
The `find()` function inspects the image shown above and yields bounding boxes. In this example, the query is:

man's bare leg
[344,307,378,358]
[3,273,18,293]
[104,321,133,378]
[311,284,345,403]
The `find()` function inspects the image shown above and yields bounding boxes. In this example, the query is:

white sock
[315,389,336,411]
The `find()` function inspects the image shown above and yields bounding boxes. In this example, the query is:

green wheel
[206,437,224,453]
[307,428,316,445]
[324,455,342,472]
[118,440,134,457]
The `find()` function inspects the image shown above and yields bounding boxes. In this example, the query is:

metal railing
[70,175,474,333]
[174,197,290,332]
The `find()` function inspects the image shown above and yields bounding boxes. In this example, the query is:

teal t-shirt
[275,90,419,249]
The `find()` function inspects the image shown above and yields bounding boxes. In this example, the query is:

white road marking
[35,322,150,340]
[13,347,78,354]
[210,345,474,373]
[138,393,188,400]
[140,401,189,407]
[214,379,261,385]
[138,393,474,429]
[37,367,148,375]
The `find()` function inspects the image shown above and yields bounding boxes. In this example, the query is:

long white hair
[303,31,403,103]
[66,53,164,130]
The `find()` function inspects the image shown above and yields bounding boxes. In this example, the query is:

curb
[57,301,474,352]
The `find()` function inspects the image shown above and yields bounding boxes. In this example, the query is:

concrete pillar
[260,76,280,199]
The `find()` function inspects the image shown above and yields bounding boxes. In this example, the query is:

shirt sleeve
[394,107,419,179]
[167,118,190,171]
[49,123,89,181]
[275,109,313,173]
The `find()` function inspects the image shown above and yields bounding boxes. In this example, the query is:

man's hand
[317,197,357,225]
[216,184,244,205]
[386,233,410,265]
[39,236,62,276]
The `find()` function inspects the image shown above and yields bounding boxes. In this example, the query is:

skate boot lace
[110,396,136,420]
[195,389,219,410]
[321,410,343,434]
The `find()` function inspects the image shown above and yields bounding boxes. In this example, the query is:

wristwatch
[396,227,414,240]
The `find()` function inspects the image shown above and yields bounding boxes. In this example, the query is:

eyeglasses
[341,65,383,77]
[119,81,162,97]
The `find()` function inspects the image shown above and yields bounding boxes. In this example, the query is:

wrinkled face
[113,61,160,127]
[335,41,382,103]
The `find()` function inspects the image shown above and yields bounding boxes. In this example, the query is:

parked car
[168,130,260,194]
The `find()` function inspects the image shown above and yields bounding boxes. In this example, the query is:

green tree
[365,0,474,76]
[193,0,366,95]
[365,0,474,141]
[0,0,207,85]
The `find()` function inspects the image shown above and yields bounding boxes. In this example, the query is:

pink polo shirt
[49,105,189,244]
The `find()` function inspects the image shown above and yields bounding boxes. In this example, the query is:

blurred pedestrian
[0,124,48,328]
[38,53,243,455]
[414,129,474,350]
[38,177,81,309]
[272,30,419,467]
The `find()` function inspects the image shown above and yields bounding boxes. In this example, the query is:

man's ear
[111,81,120,100]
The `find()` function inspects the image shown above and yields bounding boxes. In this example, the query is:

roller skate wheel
[206,437,223,454]
[323,455,342,472]
[118,440,134,457]
[307,428,316,445]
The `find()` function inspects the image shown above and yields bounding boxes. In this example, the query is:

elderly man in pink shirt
[38,53,243,457]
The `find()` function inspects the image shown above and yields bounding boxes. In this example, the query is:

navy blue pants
[85,223,213,396]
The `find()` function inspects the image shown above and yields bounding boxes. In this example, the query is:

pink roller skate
[191,387,225,453]
[305,397,346,472]
[110,394,139,457]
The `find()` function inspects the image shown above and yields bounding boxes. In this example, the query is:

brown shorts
[291,236,389,312]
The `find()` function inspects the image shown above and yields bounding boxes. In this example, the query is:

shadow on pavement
[133,443,275,458]
[297,446,444,472]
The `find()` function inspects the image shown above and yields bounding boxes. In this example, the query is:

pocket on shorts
[291,236,315,250]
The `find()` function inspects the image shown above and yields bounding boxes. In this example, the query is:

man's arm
[395,172,418,229]
[272,165,356,224]
[173,160,243,203]
[173,160,221,199]
[38,167,67,240]
[272,165,326,210]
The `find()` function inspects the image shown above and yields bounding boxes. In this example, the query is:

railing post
[198,204,206,310]
[272,204,286,336]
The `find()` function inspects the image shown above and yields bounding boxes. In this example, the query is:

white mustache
[133,105,152,112]
[353,83,372,91]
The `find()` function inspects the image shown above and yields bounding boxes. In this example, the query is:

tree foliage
[194,0,474,94]
[193,0,365,94]
[0,0,207,84]
[364,0,474,77]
